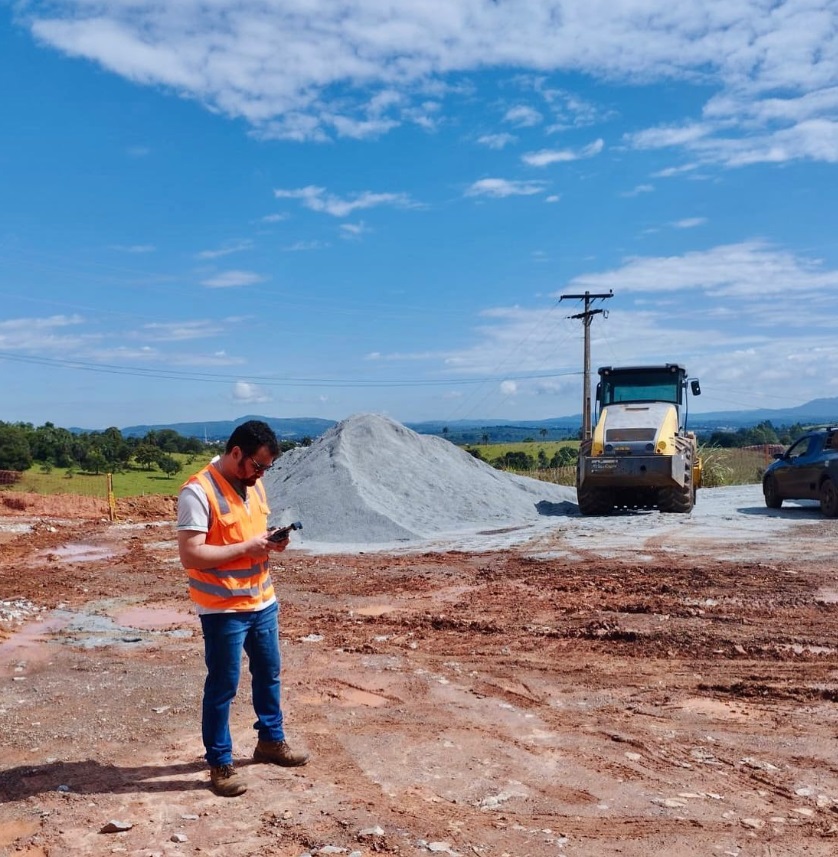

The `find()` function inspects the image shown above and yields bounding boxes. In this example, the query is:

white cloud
[18,2,838,160]
[274,185,413,217]
[621,184,654,197]
[564,240,838,300]
[110,244,156,254]
[282,240,328,252]
[465,178,546,198]
[673,217,707,229]
[139,321,223,341]
[340,221,370,239]
[477,133,517,149]
[261,213,289,223]
[504,105,543,127]
[522,138,604,167]
[0,314,88,352]
[196,240,253,260]
[200,270,265,288]
[232,381,270,403]
[500,380,518,395]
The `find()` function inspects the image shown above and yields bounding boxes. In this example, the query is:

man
[177,419,309,797]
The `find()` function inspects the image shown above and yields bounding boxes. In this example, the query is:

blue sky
[2,1,837,430]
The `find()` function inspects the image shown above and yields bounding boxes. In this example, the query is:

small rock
[57,785,71,793]
[741,818,764,829]
[359,825,385,838]
[651,798,687,808]
[170,832,188,843]
[299,634,324,643]
[100,820,133,833]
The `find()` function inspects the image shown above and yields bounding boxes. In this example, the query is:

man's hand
[179,530,285,568]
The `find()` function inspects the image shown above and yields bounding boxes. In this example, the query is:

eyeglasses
[248,456,274,473]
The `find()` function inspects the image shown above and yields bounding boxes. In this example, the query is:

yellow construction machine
[576,364,702,515]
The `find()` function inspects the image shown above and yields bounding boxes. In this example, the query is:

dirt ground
[1,490,837,856]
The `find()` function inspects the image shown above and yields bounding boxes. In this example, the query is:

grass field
[2,443,773,501]
[465,440,771,488]
[466,440,579,459]
[6,452,205,499]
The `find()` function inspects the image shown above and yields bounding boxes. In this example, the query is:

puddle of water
[0,614,71,666]
[354,604,401,617]
[112,606,195,630]
[776,643,836,655]
[43,543,120,563]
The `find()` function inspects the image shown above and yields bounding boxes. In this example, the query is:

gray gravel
[263,413,576,547]
[262,413,827,558]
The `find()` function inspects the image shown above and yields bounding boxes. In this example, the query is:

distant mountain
[119,415,336,441]
[689,397,838,431]
[105,397,838,443]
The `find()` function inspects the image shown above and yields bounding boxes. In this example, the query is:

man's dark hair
[226,420,280,457]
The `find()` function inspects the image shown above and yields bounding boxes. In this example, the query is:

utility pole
[559,289,613,440]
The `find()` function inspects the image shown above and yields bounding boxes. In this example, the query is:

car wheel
[820,478,838,518]
[763,475,783,509]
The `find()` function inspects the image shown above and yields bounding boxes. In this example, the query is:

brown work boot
[209,763,247,797]
[253,739,310,767]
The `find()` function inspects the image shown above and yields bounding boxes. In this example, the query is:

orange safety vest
[182,464,274,611]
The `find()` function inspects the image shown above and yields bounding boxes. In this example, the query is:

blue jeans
[199,602,285,767]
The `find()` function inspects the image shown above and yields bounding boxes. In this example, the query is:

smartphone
[267,521,303,542]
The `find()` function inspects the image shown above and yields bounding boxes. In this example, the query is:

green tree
[135,443,160,470]
[496,451,534,470]
[158,455,183,478]
[84,448,107,475]
[153,429,183,453]
[97,426,131,471]
[549,447,578,468]
[30,422,76,466]
[0,424,33,471]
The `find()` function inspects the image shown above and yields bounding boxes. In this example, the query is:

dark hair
[226,420,280,457]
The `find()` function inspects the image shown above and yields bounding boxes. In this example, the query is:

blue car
[763,427,838,517]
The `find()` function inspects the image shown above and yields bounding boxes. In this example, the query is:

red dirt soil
[1,492,837,856]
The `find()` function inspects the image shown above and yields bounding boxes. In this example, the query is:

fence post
[107,473,117,522]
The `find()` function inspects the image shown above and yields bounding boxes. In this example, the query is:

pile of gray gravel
[262,413,576,544]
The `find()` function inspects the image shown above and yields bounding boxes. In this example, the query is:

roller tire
[657,482,694,514]
[577,483,613,516]
[658,441,695,513]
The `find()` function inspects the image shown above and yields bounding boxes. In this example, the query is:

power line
[0,349,582,389]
